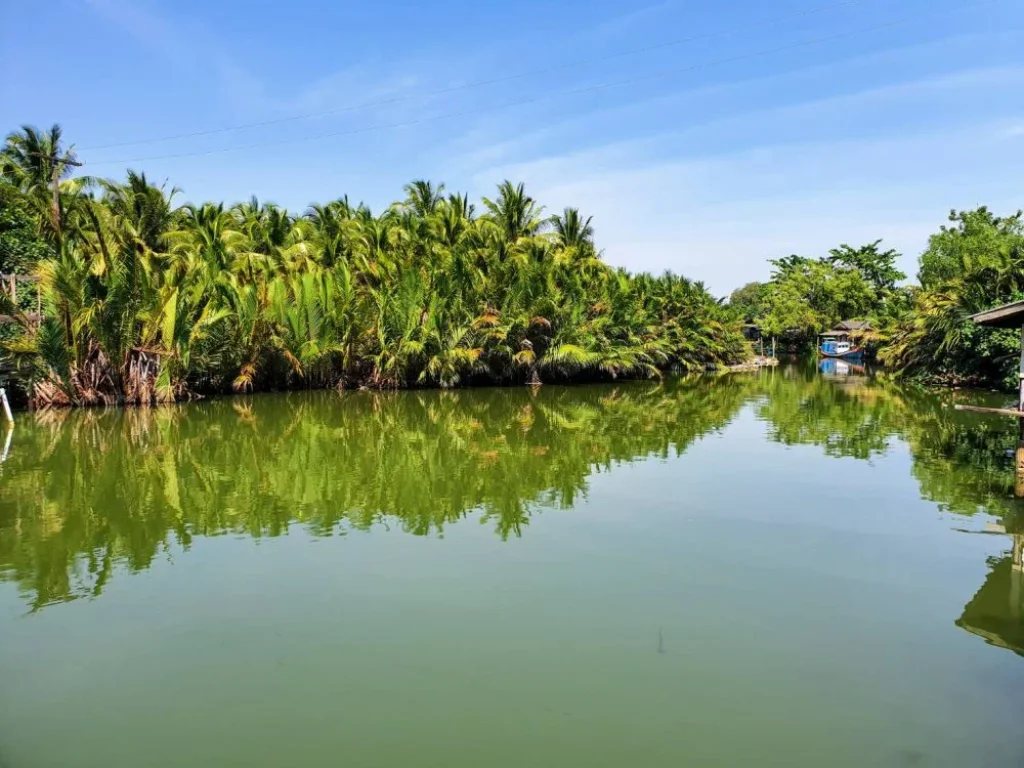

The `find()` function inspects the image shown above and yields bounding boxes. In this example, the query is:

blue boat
[819,338,864,359]
[818,320,871,360]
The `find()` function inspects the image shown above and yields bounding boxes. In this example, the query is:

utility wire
[78,0,871,151]
[82,0,997,168]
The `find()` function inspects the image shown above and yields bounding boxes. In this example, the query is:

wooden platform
[954,404,1024,418]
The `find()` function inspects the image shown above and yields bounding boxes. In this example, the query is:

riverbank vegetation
[4,122,1022,402]
[730,208,1024,390]
[0,124,745,408]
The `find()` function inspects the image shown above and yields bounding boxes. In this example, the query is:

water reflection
[957,529,1024,657]
[1,367,1022,657]
[0,378,755,609]
[818,358,868,378]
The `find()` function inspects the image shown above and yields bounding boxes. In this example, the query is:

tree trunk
[50,164,61,242]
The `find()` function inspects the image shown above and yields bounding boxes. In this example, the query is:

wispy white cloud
[565,1,678,47]
[429,24,1024,176]
[75,0,1024,289]
[83,0,269,110]
[82,0,460,123]
[464,64,1023,183]
[462,118,1024,292]
[83,0,187,58]
[286,67,421,114]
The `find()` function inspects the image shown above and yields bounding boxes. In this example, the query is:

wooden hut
[961,301,1024,496]
[968,300,1024,416]
[818,319,873,343]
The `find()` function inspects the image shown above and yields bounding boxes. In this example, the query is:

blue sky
[3,0,1024,293]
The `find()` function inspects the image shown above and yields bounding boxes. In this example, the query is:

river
[1,365,1022,767]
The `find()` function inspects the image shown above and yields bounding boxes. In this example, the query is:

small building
[969,300,1024,413]
[964,300,1024,495]
[818,320,873,344]
[970,300,1024,331]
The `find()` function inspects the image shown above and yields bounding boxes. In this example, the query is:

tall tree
[0,124,81,242]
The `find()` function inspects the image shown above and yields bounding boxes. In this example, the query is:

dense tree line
[729,209,1024,389]
[0,124,745,407]
[881,209,1024,388]
[729,241,910,343]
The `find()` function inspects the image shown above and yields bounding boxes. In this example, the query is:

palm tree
[482,181,545,243]
[551,207,594,250]
[403,180,445,218]
[169,203,244,275]
[101,171,178,259]
[2,125,749,405]
[1,124,81,242]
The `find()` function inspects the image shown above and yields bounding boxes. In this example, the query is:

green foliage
[828,240,905,294]
[738,241,906,350]
[0,124,745,406]
[726,281,767,322]
[879,208,1024,388]
[759,254,880,340]
[918,208,1024,291]
[0,184,53,274]
[736,207,1024,390]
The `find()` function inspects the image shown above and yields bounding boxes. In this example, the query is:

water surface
[1,367,1023,767]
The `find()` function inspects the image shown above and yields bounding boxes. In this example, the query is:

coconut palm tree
[551,207,594,251]
[482,181,545,244]
[2,125,748,405]
[1,124,82,242]
[403,180,445,218]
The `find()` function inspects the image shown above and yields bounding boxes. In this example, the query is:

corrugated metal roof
[970,300,1024,329]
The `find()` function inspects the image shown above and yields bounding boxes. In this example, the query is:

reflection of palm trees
[0,377,758,609]
[6,367,1024,621]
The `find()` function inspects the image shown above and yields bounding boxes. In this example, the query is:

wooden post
[1017,324,1024,498]
[1019,324,1024,413]
[0,388,11,425]
[1010,535,1022,624]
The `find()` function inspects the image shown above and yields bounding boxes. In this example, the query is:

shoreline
[3,369,730,414]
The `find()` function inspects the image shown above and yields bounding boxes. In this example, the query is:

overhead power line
[82,0,998,168]
[78,0,871,152]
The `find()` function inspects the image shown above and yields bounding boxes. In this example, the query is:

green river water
[1,365,1022,767]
